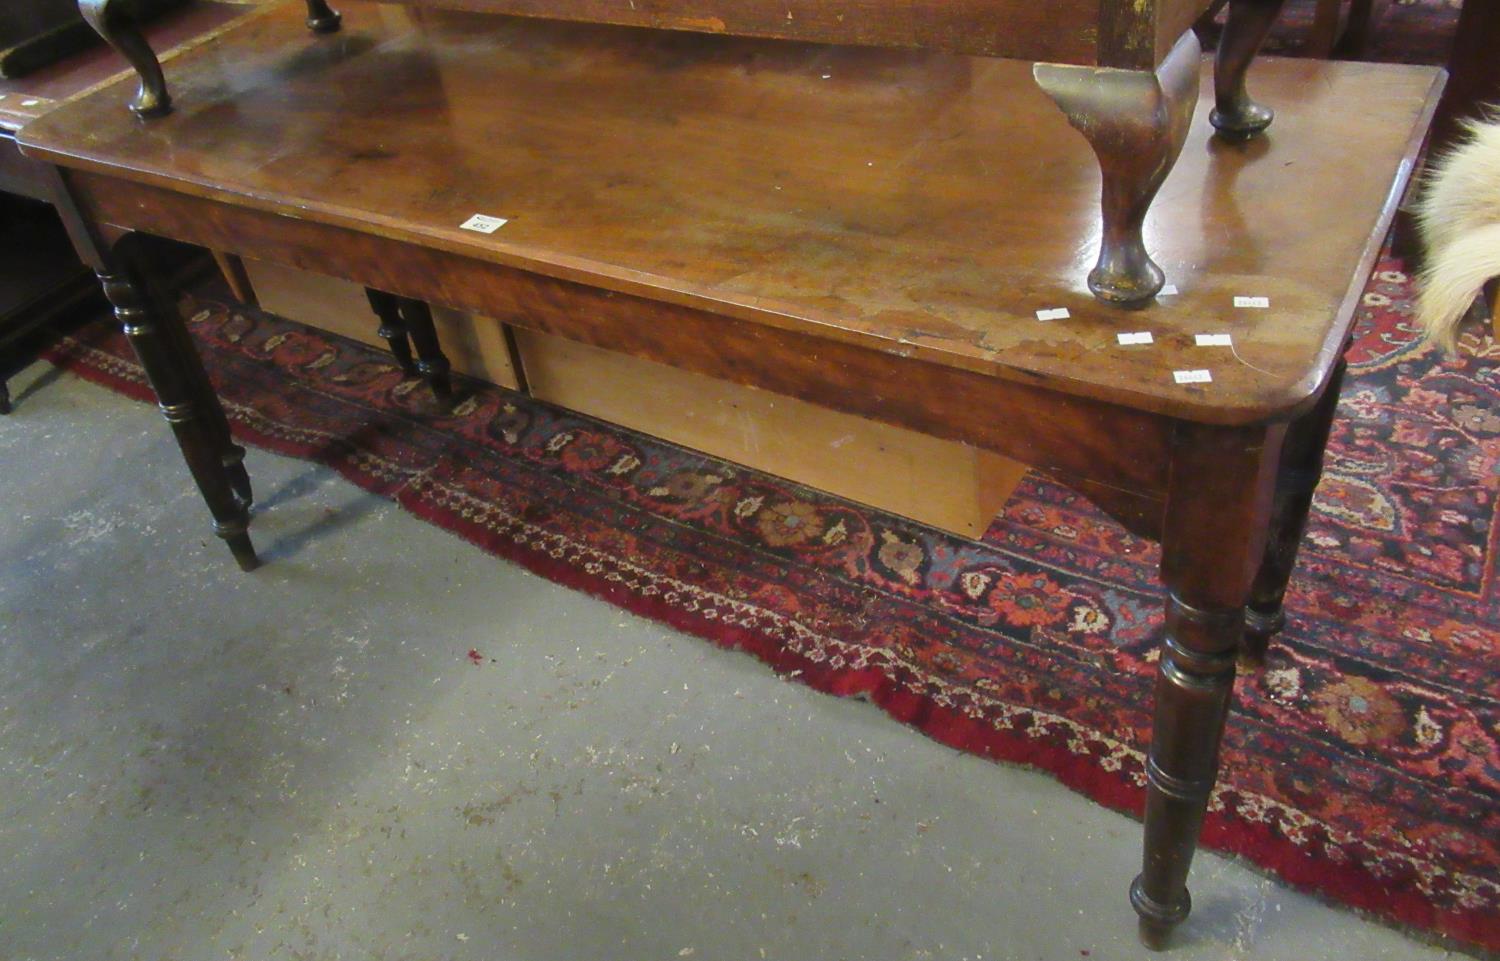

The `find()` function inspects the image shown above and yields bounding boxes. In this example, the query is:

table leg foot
[1240,606,1283,665]
[1211,0,1287,140]
[1034,31,1199,306]
[79,0,171,118]
[305,0,343,34]
[1131,876,1190,951]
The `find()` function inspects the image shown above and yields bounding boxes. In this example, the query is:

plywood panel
[515,330,1026,537]
[240,260,1025,537]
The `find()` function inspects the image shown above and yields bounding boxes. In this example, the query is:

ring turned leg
[1135,423,1282,948]
[365,288,418,376]
[1034,31,1200,306]
[97,255,258,571]
[396,297,455,408]
[1242,362,1346,663]
[1211,0,1288,139]
[79,0,170,118]
[304,0,342,33]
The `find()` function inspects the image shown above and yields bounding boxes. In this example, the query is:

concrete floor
[0,359,1461,961]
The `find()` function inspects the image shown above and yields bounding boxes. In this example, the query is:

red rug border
[42,340,1499,956]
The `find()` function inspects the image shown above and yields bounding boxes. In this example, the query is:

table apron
[70,170,1177,520]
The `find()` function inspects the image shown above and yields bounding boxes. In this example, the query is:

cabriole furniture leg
[1133,422,1282,948]
[1034,31,1200,306]
[78,0,170,118]
[1212,0,1288,138]
[304,0,342,33]
[77,0,341,119]
[97,235,258,570]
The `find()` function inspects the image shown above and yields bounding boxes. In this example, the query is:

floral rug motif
[42,257,1499,954]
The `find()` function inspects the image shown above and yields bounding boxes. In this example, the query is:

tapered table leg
[1034,31,1199,306]
[396,297,455,408]
[364,288,418,375]
[97,250,258,570]
[79,0,170,118]
[304,0,342,34]
[1133,422,1282,949]
[1241,362,1346,663]
[1212,0,1288,139]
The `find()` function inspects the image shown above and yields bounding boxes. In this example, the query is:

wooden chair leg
[1033,30,1199,306]
[1134,422,1282,949]
[1305,0,1342,58]
[78,0,170,118]
[304,0,342,33]
[1212,0,1288,139]
[1242,362,1346,664]
[96,242,257,570]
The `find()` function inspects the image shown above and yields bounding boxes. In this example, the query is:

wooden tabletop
[18,1,1442,424]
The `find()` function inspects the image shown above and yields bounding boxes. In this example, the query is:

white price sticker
[1195,334,1234,347]
[1035,308,1070,321]
[1234,296,1270,309]
[1173,369,1213,385]
[1117,332,1154,345]
[460,214,509,234]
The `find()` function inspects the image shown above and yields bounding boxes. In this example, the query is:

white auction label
[460,214,509,234]
[1195,334,1234,347]
[1117,332,1154,345]
[1234,296,1270,309]
[1035,307,1071,321]
[1159,284,1179,296]
[1173,369,1213,385]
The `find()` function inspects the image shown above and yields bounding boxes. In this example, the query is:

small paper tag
[1195,334,1234,347]
[460,214,509,234]
[1117,332,1154,345]
[1174,369,1213,385]
[1234,296,1269,309]
[1035,307,1070,321]
[1159,284,1179,297]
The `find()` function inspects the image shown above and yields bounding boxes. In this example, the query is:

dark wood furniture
[76,0,1293,307]
[18,2,1442,947]
[0,0,246,412]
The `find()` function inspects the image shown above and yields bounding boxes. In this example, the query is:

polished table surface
[20,2,1439,427]
[14,2,1444,947]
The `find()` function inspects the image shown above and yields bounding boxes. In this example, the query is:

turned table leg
[396,297,455,408]
[97,241,258,570]
[1133,422,1282,948]
[304,0,343,34]
[1241,362,1346,663]
[1212,0,1288,139]
[78,0,170,118]
[156,282,254,509]
[1034,32,1199,306]
[365,288,418,376]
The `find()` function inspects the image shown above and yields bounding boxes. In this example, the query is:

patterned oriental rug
[42,256,1500,954]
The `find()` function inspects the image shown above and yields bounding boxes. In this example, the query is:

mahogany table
[77,0,1296,307]
[18,1,1442,947]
